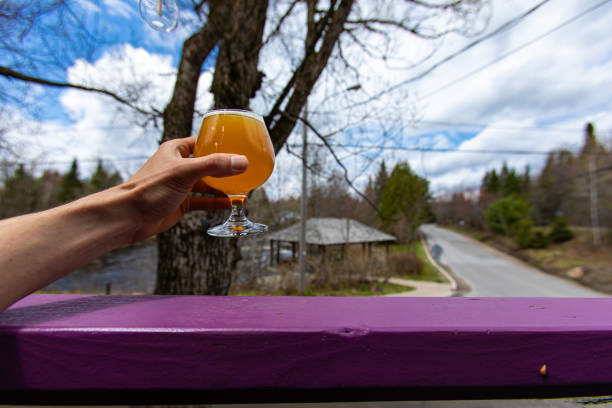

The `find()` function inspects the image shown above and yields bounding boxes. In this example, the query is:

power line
[421,0,612,100]
[35,155,150,166]
[346,0,552,109]
[289,142,609,156]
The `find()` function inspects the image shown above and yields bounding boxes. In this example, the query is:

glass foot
[207,219,268,237]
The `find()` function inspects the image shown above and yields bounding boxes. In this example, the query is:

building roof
[267,217,396,246]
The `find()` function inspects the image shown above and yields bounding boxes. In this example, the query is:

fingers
[188,196,232,211]
[169,136,198,158]
[192,179,226,196]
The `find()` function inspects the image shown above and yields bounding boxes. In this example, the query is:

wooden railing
[2,294,612,404]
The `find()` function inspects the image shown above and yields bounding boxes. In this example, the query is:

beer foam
[203,109,264,123]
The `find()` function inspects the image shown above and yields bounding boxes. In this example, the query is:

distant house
[266,217,396,265]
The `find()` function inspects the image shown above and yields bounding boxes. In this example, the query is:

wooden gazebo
[266,217,396,265]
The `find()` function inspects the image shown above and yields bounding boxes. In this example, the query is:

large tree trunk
[155,0,268,295]
[156,0,355,295]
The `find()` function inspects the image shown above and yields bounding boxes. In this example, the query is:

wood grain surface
[2,295,612,403]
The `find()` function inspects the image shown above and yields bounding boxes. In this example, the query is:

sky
[2,0,612,199]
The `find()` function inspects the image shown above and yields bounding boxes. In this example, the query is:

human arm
[0,136,247,311]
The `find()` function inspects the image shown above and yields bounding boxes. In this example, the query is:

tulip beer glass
[194,109,275,237]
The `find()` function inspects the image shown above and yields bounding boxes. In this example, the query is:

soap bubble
[139,0,179,32]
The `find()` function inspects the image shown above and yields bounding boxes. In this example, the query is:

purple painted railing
[2,294,612,404]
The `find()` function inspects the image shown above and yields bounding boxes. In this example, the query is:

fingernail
[230,155,248,171]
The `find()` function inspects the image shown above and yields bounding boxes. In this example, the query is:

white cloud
[21,44,213,178]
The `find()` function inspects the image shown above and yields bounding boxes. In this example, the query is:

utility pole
[589,155,601,246]
[299,103,308,295]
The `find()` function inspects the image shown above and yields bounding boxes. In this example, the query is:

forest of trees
[0,159,122,219]
[3,121,609,253]
[434,123,612,247]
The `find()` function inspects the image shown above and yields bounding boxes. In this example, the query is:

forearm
[0,139,247,312]
[0,186,139,311]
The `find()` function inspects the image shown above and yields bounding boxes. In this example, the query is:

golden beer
[194,109,275,237]
[194,111,274,196]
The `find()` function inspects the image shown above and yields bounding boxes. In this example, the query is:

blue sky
[3,0,612,196]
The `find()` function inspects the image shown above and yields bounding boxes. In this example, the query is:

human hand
[122,135,248,242]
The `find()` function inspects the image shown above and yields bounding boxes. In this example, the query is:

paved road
[420,224,606,297]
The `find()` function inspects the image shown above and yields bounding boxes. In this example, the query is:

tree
[378,161,430,243]
[0,164,41,219]
[481,169,500,196]
[57,159,83,204]
[373,161,389,207]
[515,218,547,249]
[531,150,574,224]
[481,164,526,199]
[484,195,530,236]
[548,214,574,243]
[38,169,62,210]
[86,159,122,194]
[307,170,354,218]
[499,164,523,197]
[433,189,486,229]
[2,0,490,294]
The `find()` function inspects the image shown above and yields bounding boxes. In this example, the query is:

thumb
[183,153,248,181]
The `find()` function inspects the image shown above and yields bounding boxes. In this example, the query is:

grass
[390,241,447,283]
[235,280,413,296]
[524,248,589,269]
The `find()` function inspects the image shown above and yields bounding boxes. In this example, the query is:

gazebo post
[385,242,390,259]
[276,241,281,265]
[320,245,326,264]
[291,242,296,260]
[270,240,274,266]
[367,242,372,258]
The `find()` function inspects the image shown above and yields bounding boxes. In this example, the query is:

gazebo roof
[267,217,395,246]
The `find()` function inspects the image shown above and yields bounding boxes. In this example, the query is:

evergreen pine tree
[57,159,83,204]
[0,164,41,218]
[549,214,574,243]
[378,161,430,242]
[87,159,122,194]
[373,161,388,207]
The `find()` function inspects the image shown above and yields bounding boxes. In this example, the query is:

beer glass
[194,109,275,237]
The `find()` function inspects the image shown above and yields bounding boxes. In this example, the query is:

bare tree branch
[260,0,300,49]
[0,65,156,117]
[346,18,445,39]
[296,113,389,220]
[405,0,465,9]
[267,0,356,153]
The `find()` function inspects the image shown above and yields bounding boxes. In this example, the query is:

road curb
[420,237,458,293]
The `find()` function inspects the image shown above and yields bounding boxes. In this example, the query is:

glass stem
[228,196,247,223]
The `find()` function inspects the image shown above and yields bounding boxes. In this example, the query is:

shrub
[516,218,534,248]
[484,196,530,236]
[529,231,548,248]
[387,251,420,276]
[548,215,574,243]
[516,218,548,249]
